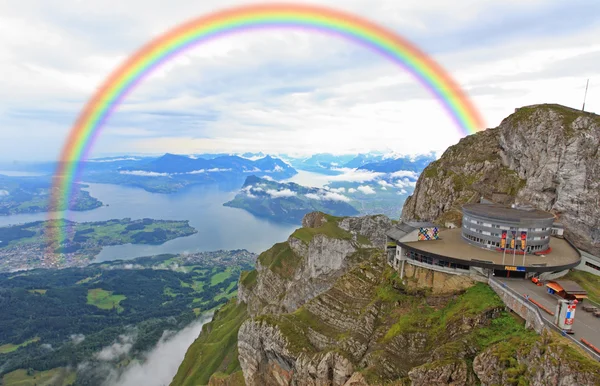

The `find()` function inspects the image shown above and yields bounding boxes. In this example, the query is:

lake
[0,182,298,262]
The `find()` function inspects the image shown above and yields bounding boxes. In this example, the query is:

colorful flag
[520,231,527,250]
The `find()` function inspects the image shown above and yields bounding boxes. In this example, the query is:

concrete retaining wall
[488,278,547,334]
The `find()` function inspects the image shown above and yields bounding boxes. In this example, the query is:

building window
[585,261,600,271]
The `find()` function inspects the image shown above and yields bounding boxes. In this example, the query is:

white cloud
[357,185,376,194]
[305,191,351,202]
[394,178,418,189]
[305,193,321,200]
[348,188,357,193]
[262,165,285,173]
[323,192,351,202]
[377,180,393,187]
[88,157,141,162]
[328,187,346,193]
[206,168,231,172]
[104,314,213,386]
[391,170,420,179]
[327,168,384,183]
[119,170,169,177]
[96,333,136,361]
[70,334,86,345]
[266,188,296,198]
[1,1,599,161]
[381,186,387,190]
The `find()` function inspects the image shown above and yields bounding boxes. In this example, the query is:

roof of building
[462,203,554,222]
[551,280,588,295]
[400,228,580,269]
[386,221,438,241]
[405,221,438,228]
[386,222,417,241]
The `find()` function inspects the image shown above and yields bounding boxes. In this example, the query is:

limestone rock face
[238,320,355,386]
[302,212,330,229]
[343,372,369,386]
[499,106,600,256]
[339,215,394,249]
[473,333,600,386]
[402,104,600,256]
[238,320,296,386]
[408,360,475,386]
[239,213,391,317]
[403,264,475,294]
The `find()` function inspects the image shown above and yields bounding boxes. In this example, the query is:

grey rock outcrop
[402,104,600,256]
[239,213,391,317]
[408,360,475,386]
[473,332,600,386]
[239,317,356,386]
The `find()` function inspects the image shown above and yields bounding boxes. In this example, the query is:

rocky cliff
[238,212,393,316]
[236,243,600,385]
[402,104,600,256]
[172,212,600,386]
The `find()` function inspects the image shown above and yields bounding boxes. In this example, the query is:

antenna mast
[582,79,589,112]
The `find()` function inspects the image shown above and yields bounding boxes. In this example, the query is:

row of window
[464,233,501,248]
[464,233,548,253]
[585,261,600,272]
[464,216,549,232]
[463,224,548,240]
[405,250,470,271]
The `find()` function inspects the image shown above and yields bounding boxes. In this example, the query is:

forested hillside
[0,251,254,386]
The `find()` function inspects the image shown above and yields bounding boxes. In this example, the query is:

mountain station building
[386,203,581,280]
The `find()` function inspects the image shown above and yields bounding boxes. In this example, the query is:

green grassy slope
[171,299,248,386]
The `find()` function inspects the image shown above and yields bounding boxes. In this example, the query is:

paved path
[499,278,600,350]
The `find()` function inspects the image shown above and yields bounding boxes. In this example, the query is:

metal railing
[488,277,600,362]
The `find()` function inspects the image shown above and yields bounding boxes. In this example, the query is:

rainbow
[48,2,485,249]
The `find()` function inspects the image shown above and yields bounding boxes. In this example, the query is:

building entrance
[493,269,527,279]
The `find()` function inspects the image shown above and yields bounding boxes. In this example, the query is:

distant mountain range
[283,154,358,175]
[1,151,435,195]
[283,152,436,175]
[120,153,295,177]
[357,154,436,173]
[224,176,359,223]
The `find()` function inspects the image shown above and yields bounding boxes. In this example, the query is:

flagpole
[512,232,517,266]
[522,232,527,267]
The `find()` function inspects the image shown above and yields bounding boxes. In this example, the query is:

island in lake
[0,218,197,272]
[223,176,359,223]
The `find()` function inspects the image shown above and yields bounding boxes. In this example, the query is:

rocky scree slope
[402,104,600,256]
[171,212,600,386]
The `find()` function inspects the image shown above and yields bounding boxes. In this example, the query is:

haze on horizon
[0,0,598,162]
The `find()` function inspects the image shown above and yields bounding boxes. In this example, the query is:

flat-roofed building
[386,203,581,280]
[462,203,555,254]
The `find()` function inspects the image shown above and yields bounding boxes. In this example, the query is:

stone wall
[488,278,546,334]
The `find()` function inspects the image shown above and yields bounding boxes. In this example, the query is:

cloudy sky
[1,0,598,161]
